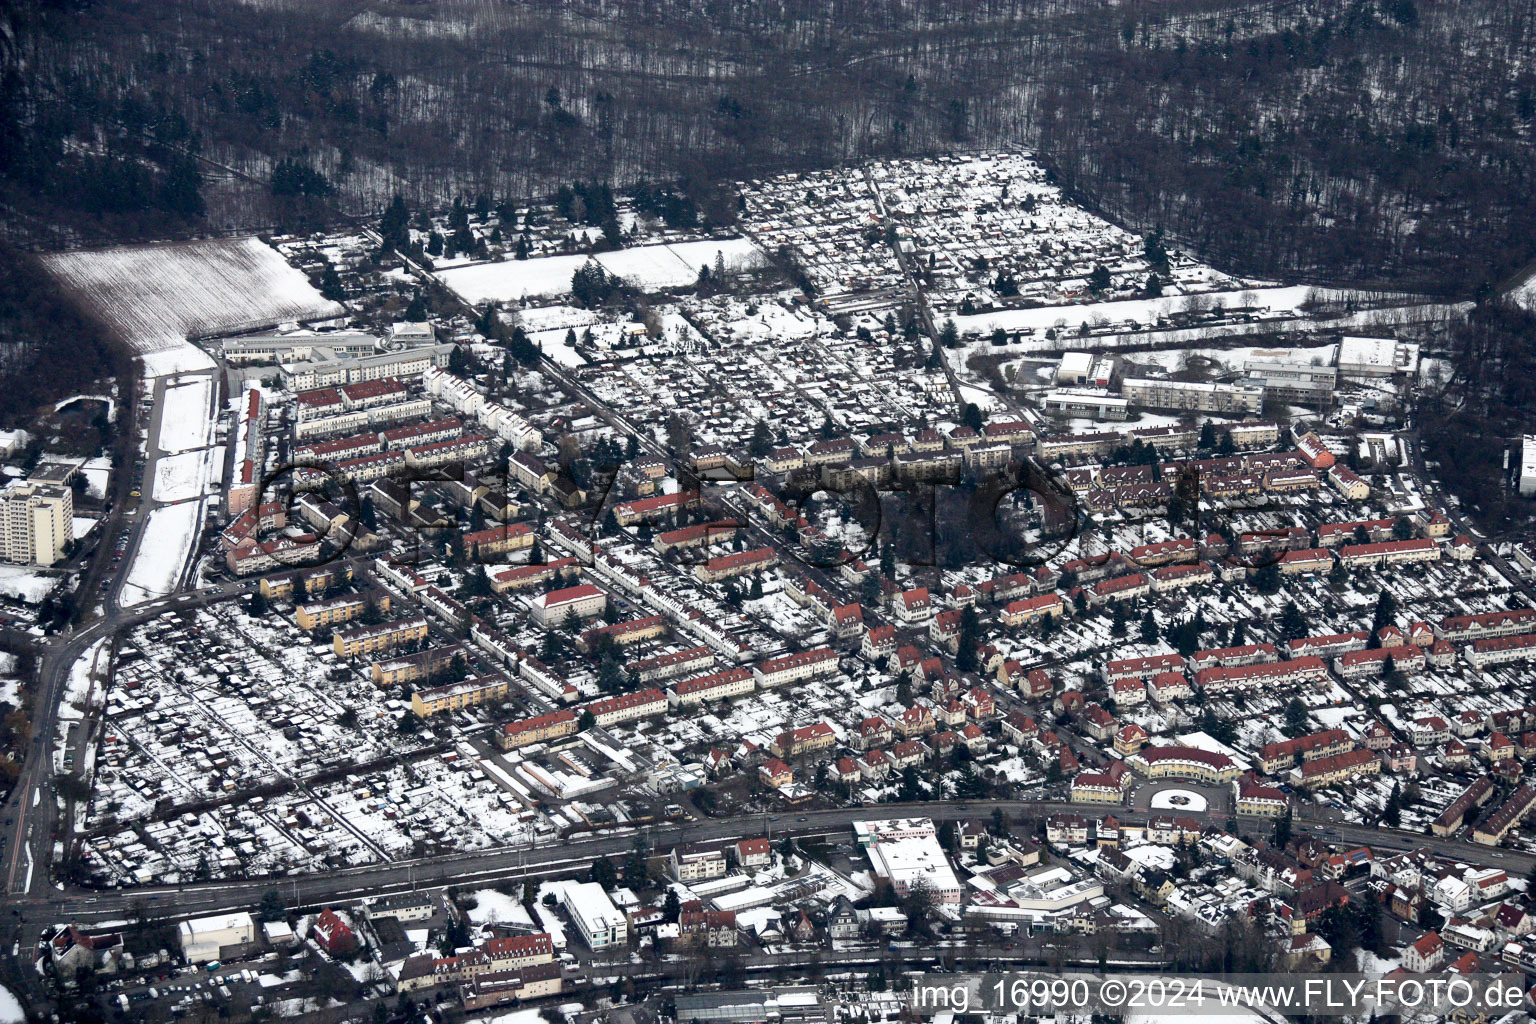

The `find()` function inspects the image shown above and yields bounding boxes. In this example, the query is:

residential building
[0,482,71,566]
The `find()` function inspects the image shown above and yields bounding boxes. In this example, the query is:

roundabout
[1147,787,1208,812]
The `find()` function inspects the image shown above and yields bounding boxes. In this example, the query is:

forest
[3,0,1536,294]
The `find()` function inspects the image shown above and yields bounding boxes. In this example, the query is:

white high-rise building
[0,482,71,566]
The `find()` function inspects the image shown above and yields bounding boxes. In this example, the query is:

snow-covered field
[439,237,765,303]
[0,564,58,603]
[38,237,341,365]
[156,376,216,453]
[956,285,1332,336]
[152,449,218,502]
[119,500,204,606]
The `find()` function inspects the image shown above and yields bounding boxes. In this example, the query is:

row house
[1086,572,1150,607]
[295,593,373,631]
[338,377,408,409]
[421,586,468,630]
[654,520,741,554]
[293,409,370,440]
[295,431,382,463]
[1257,729,1355,774]
[1472,785,1536,846]
[463,523,534,560]
[694,545,779,582]
[1335,644,1425,679]
[1278,548,1333,575]
[1338,537,1440,568]
[579,615,668,653]
[667,668,755,708]
[1234,775,1289,817]
[1127,537,1196,567]
[1000,593,1065,626]
[1439,608,1536,643]
[1465,632,1536,671]
[334,615,428,659]
[1285,630,1369,661]
[1290,749,1381,789]
[612,490,702,526]
[332,450,405,484]
[410,673,512,717]
[1071,769,1131,805]
[1152,562,1214,591]
[491,558,579,594]
[1189,643,1277,673]
[754,648,840,688]
[1317,517,1399,547]
[372,646,463,688]
[1195,656,1329,695]
[295,386,345,420]
[496,710,580,751]
[1127,746,1240,784]
[1263,469,1319,493]
[893,450,963,481]
[582,688,668,728]
[406,433,493,469]
[774,722,836,758]
[380,416,462,450]
[1105,652,1186,683]
[630,646,714,684]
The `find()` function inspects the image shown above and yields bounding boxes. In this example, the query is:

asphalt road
[10,797,1524,932]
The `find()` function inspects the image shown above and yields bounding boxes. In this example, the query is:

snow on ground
[1148,788,1208,812]
[153,449,218,502]
[71,516,99,538]
[0,564,57,603]
[465,889,535,929]
[140,345,217,378]
[473,1009,547,1024]
[157,376,216,453]
[37,237,342,359]
[80,457,110,499]
[1122,844,1177,871]
[0,983,21,1024]
[58,639,107,723]
[438,238,765,303]
[120,499,204,606]
[955,285,1336,336]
